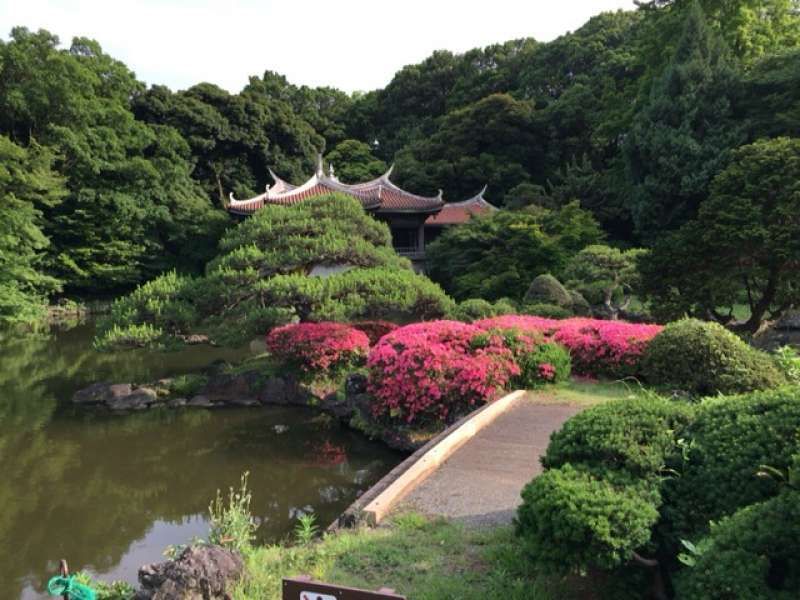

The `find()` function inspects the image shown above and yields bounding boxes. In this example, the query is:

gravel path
[398,395,582,527]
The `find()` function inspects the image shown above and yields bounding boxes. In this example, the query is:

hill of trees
[1,0,798,325]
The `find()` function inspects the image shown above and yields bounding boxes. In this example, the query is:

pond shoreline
[71,367,441,453]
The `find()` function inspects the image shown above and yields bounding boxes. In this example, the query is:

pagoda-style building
[227,157,496,269]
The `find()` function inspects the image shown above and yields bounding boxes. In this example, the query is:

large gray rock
[199,373,259,405]
[72,382,133,405]
[108,387,158,411]
[135,545,244,600]
[753,309,800,351]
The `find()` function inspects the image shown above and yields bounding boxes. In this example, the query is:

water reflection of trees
[2,392,398,596]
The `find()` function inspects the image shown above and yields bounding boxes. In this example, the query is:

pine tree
[624,1,745,240]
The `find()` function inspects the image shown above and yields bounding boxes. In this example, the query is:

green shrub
[542,396,693,478]
[448,298,499,322]
[673,491,800,600]
[93,323,164,350]
[774,346,800,384]
[523,274,572,306]
[568,290,592,316]
[168,374,209,398]
[513,342,571,387]
[516,464,660,572]
[448,298,516,322]
[520,303,573,318]
[664,387,800,541]
[642,318,786,395]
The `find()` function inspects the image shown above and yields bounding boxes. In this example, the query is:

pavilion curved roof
[227,158,445,216]
[424,185,498,225]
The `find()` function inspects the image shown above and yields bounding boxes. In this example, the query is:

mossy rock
[524,274,572,307]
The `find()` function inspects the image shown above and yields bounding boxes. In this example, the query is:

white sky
[1,0,635,93]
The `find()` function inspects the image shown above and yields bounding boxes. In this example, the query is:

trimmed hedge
[542,396,693,478]
[642,318,785,395]
[520,303,573,319]
[664,387,800,541]
[673,491,800,600]
[516,465,660,572]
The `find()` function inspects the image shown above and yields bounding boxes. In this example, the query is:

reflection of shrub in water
[307,440,348,467]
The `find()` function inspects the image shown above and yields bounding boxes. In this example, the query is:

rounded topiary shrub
[663,387,800,542]
[516,464,660,572]
[673,491,800,600]
[367,321,518,424]
[641,318,786,395]
[524,274,572,307]
[513,342,571,387]
[265,322,369,374]
[542,396,693,478]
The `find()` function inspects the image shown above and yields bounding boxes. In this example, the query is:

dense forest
[1,0,799,328]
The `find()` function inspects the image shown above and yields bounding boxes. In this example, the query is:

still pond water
[0,321,402,599]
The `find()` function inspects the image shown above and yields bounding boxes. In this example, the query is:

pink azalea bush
[475,316,663,378]
[349,320,400,345]
[367,320,519,424]
[265,321,370,374]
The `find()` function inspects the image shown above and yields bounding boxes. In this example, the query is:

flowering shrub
[349,320,399,345]
[516,342,572,387]
[265,322,369,374]
[553,319,662,378]
[367,320,519,424]
[475,316,662,378]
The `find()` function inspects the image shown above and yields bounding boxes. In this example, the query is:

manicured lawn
[534,376,650,406]
[234,512,587,600]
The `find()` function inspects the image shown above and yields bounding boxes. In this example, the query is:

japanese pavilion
[226,156,496,269]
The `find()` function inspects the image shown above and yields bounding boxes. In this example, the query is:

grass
[532,376,651,407]
[233,512,585,600]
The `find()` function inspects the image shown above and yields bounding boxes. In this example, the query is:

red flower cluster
[367,320,519,424]
[349,320,400,345]
[265,321,370,373]
[475,316,662,377]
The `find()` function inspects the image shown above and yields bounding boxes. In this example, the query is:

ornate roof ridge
[445,185,496,208]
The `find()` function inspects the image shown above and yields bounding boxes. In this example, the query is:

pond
[0,321,403,599]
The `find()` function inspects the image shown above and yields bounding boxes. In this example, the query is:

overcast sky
[1,0,635,93]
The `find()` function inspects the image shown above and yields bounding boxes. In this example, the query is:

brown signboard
[282,576,406,600]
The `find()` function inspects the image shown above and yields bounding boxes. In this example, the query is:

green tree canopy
[564,245,646,319]
[0,136,66,323]
[625,1,745,239]
[641,137,800,331]
[96,195,453,348]
[426,202,603,302]
[324,139,387,183]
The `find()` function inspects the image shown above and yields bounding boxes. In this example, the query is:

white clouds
[0,0,634,93]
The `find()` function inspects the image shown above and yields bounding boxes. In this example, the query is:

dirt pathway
[397,394,582,527]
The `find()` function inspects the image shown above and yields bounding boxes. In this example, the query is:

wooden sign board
[283,576,406,600]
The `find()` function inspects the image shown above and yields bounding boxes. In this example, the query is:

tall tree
[0,136,65,323]
[640,137,800,332]
[625,1,745,239]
